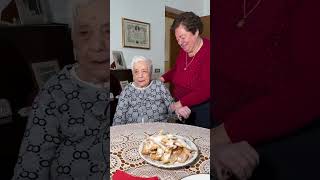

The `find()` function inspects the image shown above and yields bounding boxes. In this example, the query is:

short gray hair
[71,0,98,32]
[131,56,153,74]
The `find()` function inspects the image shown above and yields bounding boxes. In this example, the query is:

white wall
[47,0,209,76]
[47,0,211,27]
[47,0,72,25]
[164,0,210,16]
[111,0,165,77]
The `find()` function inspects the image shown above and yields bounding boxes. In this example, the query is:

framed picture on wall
[122,18,150,49]
[119,80,129,90]
[112,50,127,69]
[31,60,60,89]
[15,0,50,24]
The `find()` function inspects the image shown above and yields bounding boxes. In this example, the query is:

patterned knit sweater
[12,64,109,180]
[112,80,174,125]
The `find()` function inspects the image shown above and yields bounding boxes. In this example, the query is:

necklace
[184,53,196,70]
[237,0,262,28]
[184,38,203,70]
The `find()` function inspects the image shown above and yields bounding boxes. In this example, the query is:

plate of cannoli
[138,130,198,168]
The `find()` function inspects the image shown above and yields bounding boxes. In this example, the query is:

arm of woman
[175,106,191,119]
[212,141,259,180]
[112,87,129,126]
[222,1,320,144]
[159,81,175,113]
[161,50,184,83]
[161,66,176,83]
[12,89,60,179]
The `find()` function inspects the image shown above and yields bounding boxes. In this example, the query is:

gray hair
[131,56,153,75]
[71,0,99,32]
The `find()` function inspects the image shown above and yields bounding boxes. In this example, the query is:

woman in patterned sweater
[12,0,109,179]
[113,56,191,125]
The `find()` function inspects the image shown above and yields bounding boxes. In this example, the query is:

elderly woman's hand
[175,106,191,119]
[170,101,183,111]
[212,141,259,180]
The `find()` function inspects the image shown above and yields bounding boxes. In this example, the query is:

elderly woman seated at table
[113,56,190,125]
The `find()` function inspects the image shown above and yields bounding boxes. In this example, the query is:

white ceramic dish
[138,135,198,169]
[180,174,211,180]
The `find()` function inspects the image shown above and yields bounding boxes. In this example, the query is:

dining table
[110,122,210,180]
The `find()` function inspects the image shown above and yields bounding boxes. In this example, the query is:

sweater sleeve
[180,44,211,107]
[162,50,183,83]
[161,66,176,83]
[12,89,60,180]
[159,81,175,113]
[224,1,320,145]
[112,87,129,125]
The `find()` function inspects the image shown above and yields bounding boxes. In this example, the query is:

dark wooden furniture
[111,69,133,82]
[110,69,133,124]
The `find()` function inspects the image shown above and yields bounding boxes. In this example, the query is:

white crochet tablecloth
[110,122,210,180]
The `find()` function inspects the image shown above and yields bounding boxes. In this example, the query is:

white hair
[131,56,153,74]
[70,0,100,32]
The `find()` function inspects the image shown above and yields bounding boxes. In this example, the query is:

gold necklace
[237,0,262,28]
[184,38,203,70]
[184,53,196,70]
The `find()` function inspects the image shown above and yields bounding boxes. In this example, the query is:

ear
[71,29,79,61]
[195,30,199,36]
[71,30,77,49]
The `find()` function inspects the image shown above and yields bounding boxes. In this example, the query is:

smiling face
[175,24,199,54]
[132,61,151,88]
[73,0,110,83]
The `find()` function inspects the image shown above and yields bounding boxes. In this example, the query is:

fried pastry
[141,130,196,165]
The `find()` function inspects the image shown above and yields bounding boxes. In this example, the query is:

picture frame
[119,80,129,90]
[122,18,150,49]
[31,60,60,89]
[15,0,50,24]
[112,51,127,69]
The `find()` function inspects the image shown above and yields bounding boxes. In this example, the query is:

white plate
[138,135,198,168]
[181,174,211,180]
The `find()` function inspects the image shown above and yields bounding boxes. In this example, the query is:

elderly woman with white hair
[113,56,191,125]
[12,0,109,179]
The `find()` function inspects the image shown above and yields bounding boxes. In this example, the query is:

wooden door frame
[165,7,183,93]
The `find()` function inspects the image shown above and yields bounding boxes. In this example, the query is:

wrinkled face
[175,24,199,54]
[132,61,151,88]
[73,0,110,83]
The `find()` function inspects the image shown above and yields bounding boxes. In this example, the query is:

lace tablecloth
[110,122,210,180]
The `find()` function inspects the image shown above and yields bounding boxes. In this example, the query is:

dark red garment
[162,38,211,107]
[213,0,320,144]
[112,170,158,180]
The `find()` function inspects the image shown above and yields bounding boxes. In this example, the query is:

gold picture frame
[122,18,150,49]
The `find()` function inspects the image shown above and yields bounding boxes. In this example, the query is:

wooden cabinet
[110,69,133,123]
